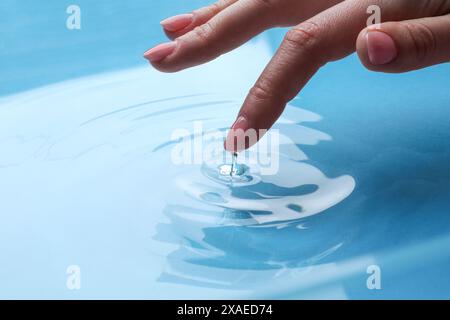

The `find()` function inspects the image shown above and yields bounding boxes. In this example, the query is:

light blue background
[1,1,450,299]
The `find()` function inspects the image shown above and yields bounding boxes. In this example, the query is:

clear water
[1,1,450,299]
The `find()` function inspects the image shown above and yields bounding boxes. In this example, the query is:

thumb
[356,14,450,73]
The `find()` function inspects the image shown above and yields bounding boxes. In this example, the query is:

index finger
[225,0,429,151]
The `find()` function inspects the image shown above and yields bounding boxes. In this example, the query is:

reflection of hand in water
[144,0,450,151]
[156,204,344,289]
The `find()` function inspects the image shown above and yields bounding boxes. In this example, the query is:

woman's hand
[144,0,450,151]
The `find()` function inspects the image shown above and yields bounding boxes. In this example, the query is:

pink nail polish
[225,116,250,152]
[143,42,177,63]
[366,30,397,65]
[160,13,193,32]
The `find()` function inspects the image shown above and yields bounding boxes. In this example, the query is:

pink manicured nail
[366,30,397,65]
[160,13,193,32]
[225,116,250,152]
[143,42,176,63]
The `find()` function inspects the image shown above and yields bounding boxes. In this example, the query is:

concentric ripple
[0,40,356,294]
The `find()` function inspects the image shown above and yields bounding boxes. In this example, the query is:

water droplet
[218,163,246,177]
[218,152,246,177]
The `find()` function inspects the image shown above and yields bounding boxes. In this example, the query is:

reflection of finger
[357,14,450,73]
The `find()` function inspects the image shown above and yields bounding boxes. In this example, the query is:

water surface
[1,1,450,299]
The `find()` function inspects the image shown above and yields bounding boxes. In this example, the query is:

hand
[144,0,450,151]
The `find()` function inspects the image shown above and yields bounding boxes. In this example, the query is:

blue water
[1,1,450,299]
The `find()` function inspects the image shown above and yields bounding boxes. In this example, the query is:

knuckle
[200,1,236,19]
[249,79,287,104]
[284,21,321,53]
[210,0,237,12]
[192,22,214,45]
[209,2,223,15]
[249,82,275,102]
[402,21,437,63]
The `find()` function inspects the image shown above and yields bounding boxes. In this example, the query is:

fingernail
[143,42,176,63]
[366,30,397,65]
[225,116,250,152]
[160,13,193,32]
